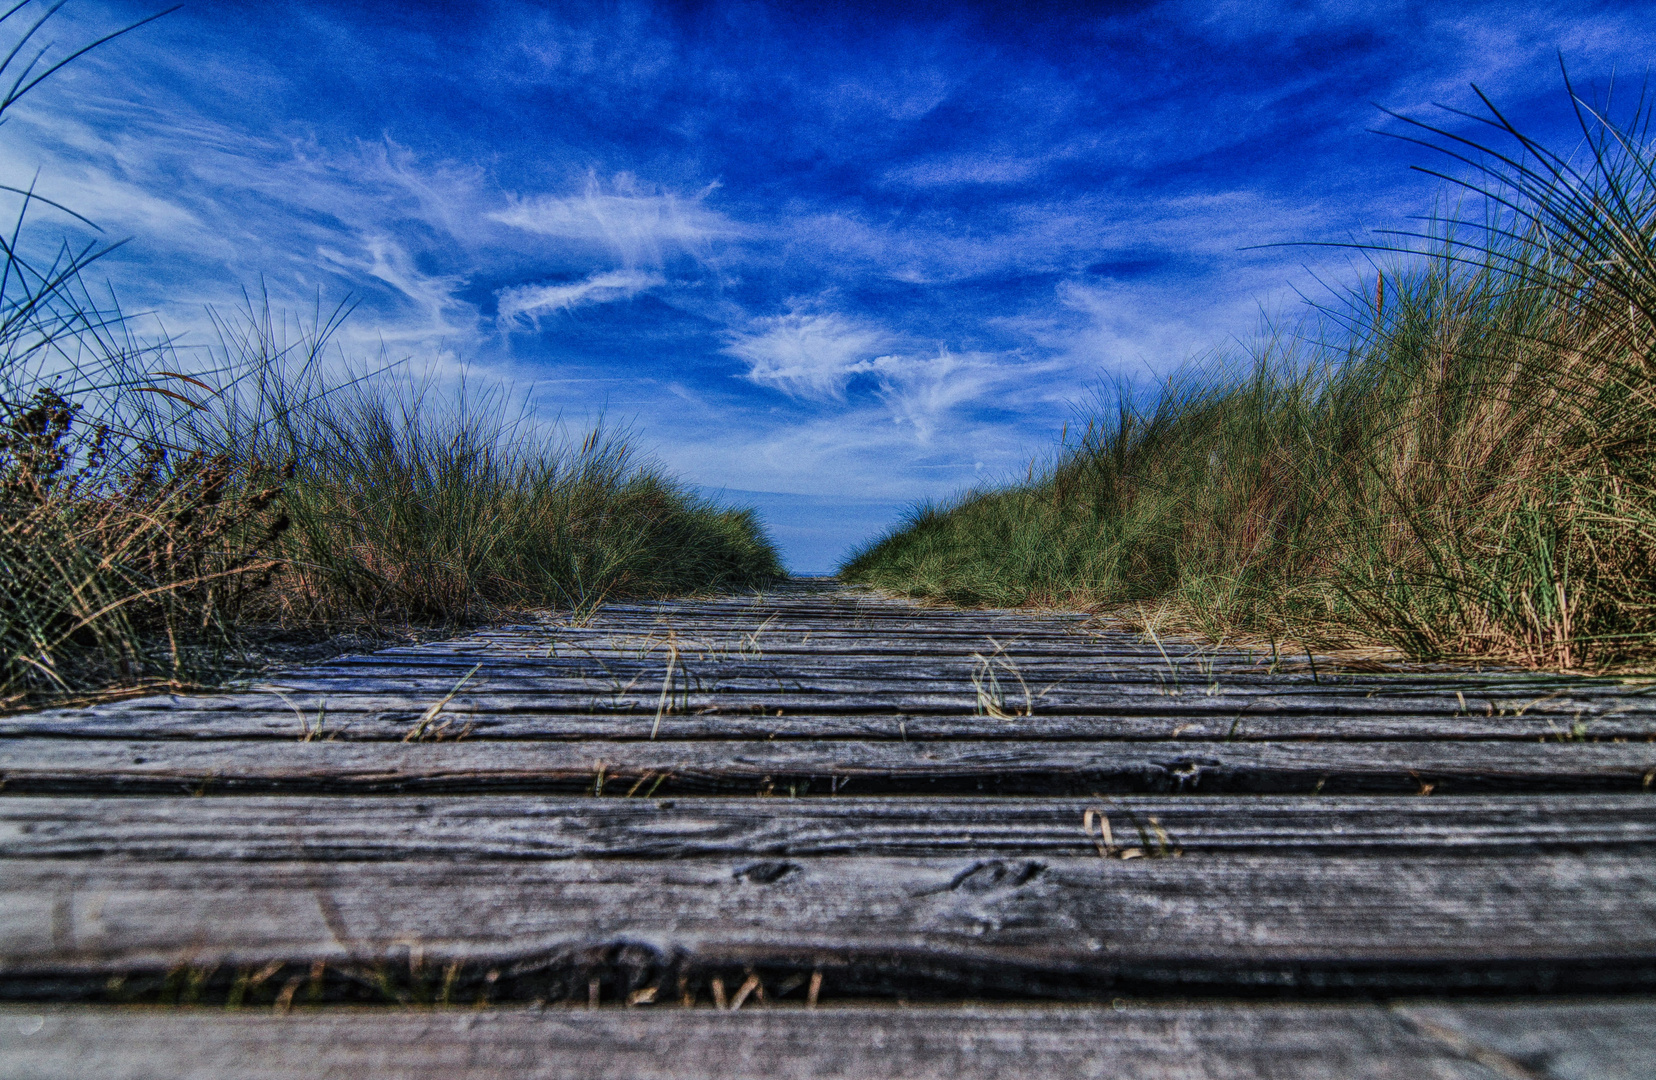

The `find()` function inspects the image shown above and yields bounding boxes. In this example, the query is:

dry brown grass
[846,75,1656,672]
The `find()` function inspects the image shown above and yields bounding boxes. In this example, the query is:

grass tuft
[845,72,1656,671]
[1,292,784,704]
[0,5,781,704]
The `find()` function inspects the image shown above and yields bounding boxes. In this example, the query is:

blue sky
[5,0,1653,570]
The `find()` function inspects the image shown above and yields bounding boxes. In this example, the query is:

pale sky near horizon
[5,0,1653,570]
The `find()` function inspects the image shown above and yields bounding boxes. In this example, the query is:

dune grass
[845,76,1656,671]
[0,8,781,705]
[181,302,784,627]
[1,289,783,704]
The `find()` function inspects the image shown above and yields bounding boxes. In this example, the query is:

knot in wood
[735,860,797,885]
[947,859,1045,894]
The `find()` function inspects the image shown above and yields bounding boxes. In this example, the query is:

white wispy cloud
[316,232,476,348]
[496,269,665,325]
[729,305,1062,444]
[1056,280,1223,371]
[883,153,1045,188]
[0,156,205,239]
[727,296,1084,448]
[658,405,1027,502]
[864,350,1018,443]
[727,311,892,400]
[489,174,734,265]
[17,0,1654,576]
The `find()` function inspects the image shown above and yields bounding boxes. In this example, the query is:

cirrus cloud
[497,269,665,325]
[726,311,893,400]
[489,174,736,266]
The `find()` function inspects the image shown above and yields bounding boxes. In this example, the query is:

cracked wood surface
[4,581,1656,1076]
[8,794,1655,861]
[7,584,1656,796]
[6,853,1656,996]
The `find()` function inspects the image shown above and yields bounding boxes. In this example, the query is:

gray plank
[9,703,1655,741]
[9,582,1655,1016]
[1394,1001,1656,1080]
[14,583,1655,753]
[0,1002,1527,1080]
[5,853,1656,994]
[5,737,1655,794]
[6,795,1656,862]
[250,660,1640,700]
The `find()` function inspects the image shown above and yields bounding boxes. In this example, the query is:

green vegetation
[3,306,782,710]
[845,79,1656,671]
[0,10,781,706]
[3,296,782,711]
[184,306,784,628]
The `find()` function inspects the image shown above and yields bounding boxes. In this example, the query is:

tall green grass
[185,302,784,628]
[0,6,781,704]
[4,293,783,708]
[845,76,1656,670]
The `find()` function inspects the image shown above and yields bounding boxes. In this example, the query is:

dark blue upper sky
[6,0,1651,569]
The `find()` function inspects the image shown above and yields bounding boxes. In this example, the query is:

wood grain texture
[10,585,1655,789]
[0,1003,1548,1080]
[14,702,1656,741]
[6,736,1656,794]
[7,795,1656,862]
[6,853,1656,994]
[6,581,1656,1067]
[25,679,1649,714]
[1394,1001,1656,1080]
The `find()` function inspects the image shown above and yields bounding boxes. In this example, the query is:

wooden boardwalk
[4,580,1655,1077]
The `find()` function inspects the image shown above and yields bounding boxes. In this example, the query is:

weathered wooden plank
[497,621,1102,637]
[5,737,1654,794]
[256,653,1627,694]
[424,629,1146,644]
[16,581,1652,743]
[469,606,1152,625]
[0,1002,1571,1080]
[258,667,1333,694]
[10,702,1654,742]
[315,636,1298,659]
[233,679,1653,726]
[6,795,1655,863]
[17,674,1655,732]
[316,667,1588,706]
[1394,1001,1656,1080]
[234,666,1387,692]
[129,692,1639,729]
[5,854,1656,995]
[550,599,1081,618]
[400,643,1331,671]
[8,582,1654,1026]
[146,658,1656,697]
